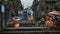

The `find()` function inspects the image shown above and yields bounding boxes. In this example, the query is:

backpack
[47,21,54,27]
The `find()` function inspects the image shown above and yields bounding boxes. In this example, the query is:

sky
[1,5,5,12]
[20,0,34,9]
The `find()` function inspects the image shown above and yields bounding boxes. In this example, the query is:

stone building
[1,0,23,19]
[32,0,59,16]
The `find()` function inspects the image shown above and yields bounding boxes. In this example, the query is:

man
[18,10,23,20]
[24,9,28,20]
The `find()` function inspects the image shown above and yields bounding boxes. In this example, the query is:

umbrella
[48,11,60,16]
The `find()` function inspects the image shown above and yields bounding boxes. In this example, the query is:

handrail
[6,27,50,29]
[2,31,60,33]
